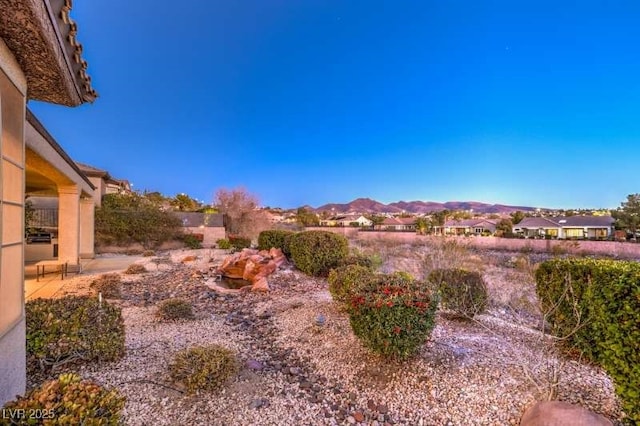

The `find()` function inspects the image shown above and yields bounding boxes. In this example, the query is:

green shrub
[156,298,195,321]
[90,273,122,299]
[289,231,349,276]
[228,235,251,251]
[124,263,147,274]
[183,234,203,249]
[339,253,379,270]
[536,258,640,424]
[328,264,375,304]
[169,345,239,394]
[428,269,488,319]
[347,273,438,360]
[96,193,182,249]
[26,296,125,373]
[2,373,125,425]
[216,238,231,249]
[257,230,294,252]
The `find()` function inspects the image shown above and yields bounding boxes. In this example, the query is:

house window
[565,228,583,238]
[474,227,483,234]
[545,229,558,237]
[595,228,608,237]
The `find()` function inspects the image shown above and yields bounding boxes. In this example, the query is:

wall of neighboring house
[184,227,226,247]
[0,41,27,405]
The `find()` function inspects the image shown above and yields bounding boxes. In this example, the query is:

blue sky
[30,1,640,209]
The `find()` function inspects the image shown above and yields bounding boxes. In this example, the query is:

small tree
[510,210,526,224]
[214,187,269,239]
[613,193,640,239]
[171,193,201,212]
[295,207,320,227]
[415,217,429,234]
[495,218,514,236]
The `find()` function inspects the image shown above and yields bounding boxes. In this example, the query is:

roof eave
[0,0,97,106]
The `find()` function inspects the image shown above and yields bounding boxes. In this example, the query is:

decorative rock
[347,416,356,424]
[245,359,264,371]
[367,400,377,411]
[354,411,365,422]
[520,401,613,426]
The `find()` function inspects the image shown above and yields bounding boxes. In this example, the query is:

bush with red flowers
[347,272,438,360]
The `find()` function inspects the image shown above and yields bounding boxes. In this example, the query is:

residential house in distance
[320,214,373,227]
[77,162,131,207]
[513,216,615,239]
[439,219,498,236]
[375,217,417,231]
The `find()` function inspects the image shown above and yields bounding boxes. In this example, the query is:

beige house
[320,214,373,227]
[513,216,615,239]
[0,0,97,405]
[441,218,498,236]
[77,162,131,207]
[375,217,417,231]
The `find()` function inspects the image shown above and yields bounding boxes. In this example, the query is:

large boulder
[215,248,285,292]
[520,401,613,426]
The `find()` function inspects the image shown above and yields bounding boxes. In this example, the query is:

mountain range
[313,198,537,214]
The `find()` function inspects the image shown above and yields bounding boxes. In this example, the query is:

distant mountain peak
[312,198,537,214]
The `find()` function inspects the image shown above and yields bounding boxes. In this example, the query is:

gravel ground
[32,248,624,425]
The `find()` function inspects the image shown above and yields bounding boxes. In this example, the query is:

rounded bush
[228,236,251,251]
[26,296,125,373]
[169,345,239,393]
[428,268,488,319]
[216,238,231,249]
[258,230,294,252]
[536,258,640,423]
[282,233,295,258]
[90,273,122,299]
[347,273,438,360]
[289,231,349,276]
[2,373,125,425]
[328,264,375,304]
[156,298,195,321]
[338,253,377,269]
[124,263,147,274]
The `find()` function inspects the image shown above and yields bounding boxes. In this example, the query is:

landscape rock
[520,401,613,426]
[210,248,286,292]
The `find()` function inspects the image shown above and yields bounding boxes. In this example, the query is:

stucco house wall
[0,38,27,406]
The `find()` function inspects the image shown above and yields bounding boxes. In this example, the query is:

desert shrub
[536,258,640,424]
[328,264,375,304]
[183,234,202,249]
[96,193,182,248]
[2,373,125,425]
[550,244,568,256]
[156,298,194,321]
[228,235,251,251]
[289,231,349,276]
[90,273,122,299]
[125,248,143,256]
[169,345,239,394]
[347,273,438,360]
[143,249,155,257]
[338,253,381,270]
[428,269,488,319]
[124,263,147,274]
[257,229,294,252]
[216,238,231,249]
[26,296,125,373]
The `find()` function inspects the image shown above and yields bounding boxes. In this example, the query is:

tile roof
[445,219,497,227]
[382,217,416,225]
[0,0,97,105]
[517,216,614,228]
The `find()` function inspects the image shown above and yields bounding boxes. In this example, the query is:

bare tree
[214,187,270,240]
